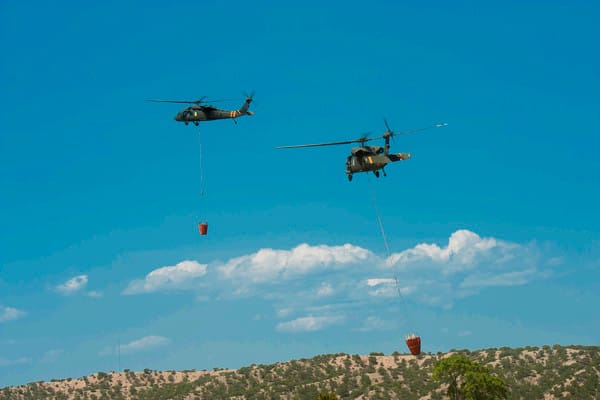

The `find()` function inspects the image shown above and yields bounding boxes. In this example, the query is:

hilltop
[1,345,598,399]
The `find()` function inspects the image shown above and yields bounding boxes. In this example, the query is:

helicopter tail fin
[238,94,254,115]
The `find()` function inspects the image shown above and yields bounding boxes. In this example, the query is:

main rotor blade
[146,99,200,104]
[277,135,375,149]
[146,97,236,104]
[394,122,448,136]
[384,117,392,132]
[200,98,237,103]
[277,139,360,149]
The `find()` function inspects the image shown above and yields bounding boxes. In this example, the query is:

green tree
[432,354,508,400]
[313,392,340,400]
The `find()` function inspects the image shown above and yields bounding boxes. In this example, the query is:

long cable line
[366,175,412,328]
[197,128,204,197]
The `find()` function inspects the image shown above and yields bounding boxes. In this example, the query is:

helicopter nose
[174,114,180,121]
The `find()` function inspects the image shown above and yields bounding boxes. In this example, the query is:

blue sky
[1,0,599,387]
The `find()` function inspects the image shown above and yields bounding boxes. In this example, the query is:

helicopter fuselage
[345,147,410,181]
[174,107,250,123]
[174,98,254,125]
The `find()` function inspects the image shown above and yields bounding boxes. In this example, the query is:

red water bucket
[405,334,421,355]
[198,222,208,236]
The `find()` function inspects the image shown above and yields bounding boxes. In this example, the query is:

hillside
[1,345,598,399]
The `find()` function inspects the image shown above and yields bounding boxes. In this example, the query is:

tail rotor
[243,90,256,104]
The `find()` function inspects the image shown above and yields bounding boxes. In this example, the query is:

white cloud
[367,278,396,287]
[366,278,413,298]
[40,349,64,363]
[214,231,541,310]
[354,316,395,332]
[367,278,397,297]
[460,268,537,288]
[458,330,472,337]
[0,305,25,323]
[86,290,103,298]
[276,307,294,318]
[316,283,334,297]
[56,275,88,295]
[220,243,372,283]
[276,315,344,333]
[0,357,30,367]
[120,336,170,354]
[383,230,541,306]
[115,230,551,326]
[123,260,207,295]
[388,230,515,273]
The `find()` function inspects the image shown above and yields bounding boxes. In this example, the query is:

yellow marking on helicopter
[367,156,373,164]
[194,111,198,117]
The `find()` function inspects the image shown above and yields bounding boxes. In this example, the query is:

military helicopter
[277,120,447,181]
[147,93,254,125]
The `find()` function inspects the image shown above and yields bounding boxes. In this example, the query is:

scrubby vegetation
[1,345,598,399]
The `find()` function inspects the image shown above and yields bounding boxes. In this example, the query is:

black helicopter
[277,120,447,181]
[147,93,254,125]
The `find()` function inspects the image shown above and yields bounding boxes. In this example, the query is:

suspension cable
[197,128,204,197]
[366,175,412,327]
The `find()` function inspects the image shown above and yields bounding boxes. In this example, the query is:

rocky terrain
[1,345,598,399]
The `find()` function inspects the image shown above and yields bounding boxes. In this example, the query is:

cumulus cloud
[120,230,550,324]
[276,315,344,333]
[123,260,207,295]
[214,231,538,309]
[366,278,397,297]
[219,243,372,283]
[0,305,25,323]
[365,278,413,298]
[388,230,516,273]
[56,275,88,295]
[120,336,170,354]
[382,230,541,307]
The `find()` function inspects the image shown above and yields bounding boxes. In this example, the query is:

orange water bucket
[405,334,421,355]
[198,222,208,235]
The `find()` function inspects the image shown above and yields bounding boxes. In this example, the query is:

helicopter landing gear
[374,170,380,178]
[185,122,189,126]
[347,174,353,182]
[194,122,199,126]
[382,168,387,177]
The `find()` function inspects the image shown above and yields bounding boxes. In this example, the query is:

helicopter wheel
[374,170,380,178]
[347,174,353,182]
[194,122,199,126]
